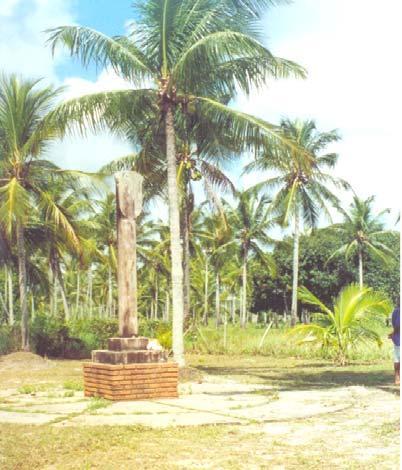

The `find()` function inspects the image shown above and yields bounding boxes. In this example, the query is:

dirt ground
[0,354,399,469]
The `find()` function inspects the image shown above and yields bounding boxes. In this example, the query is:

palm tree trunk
[7,267,14,325]
[53,274,58,316]
[240,253,247,328]
[165,104,185,366]
[87,269,93,317]
[203,255,209,325]
[215,272,221,327]
[155,276,159,320]
[165,291,170,322]
[182,186,191,322]
[291,208,300,327]
[108,265,113,317]
[358,249,364,289]
[16,223,29,351]
[76,270,80,316]
[31,294,35,320]
[55,262,70,320]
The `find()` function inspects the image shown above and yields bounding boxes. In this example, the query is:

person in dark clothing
[389,306,400,385]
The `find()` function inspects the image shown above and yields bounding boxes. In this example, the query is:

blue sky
[1,0,400,227]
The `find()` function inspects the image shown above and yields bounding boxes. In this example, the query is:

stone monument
[83,171,178,400]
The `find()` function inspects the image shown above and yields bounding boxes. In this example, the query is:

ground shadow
[196,365,399,396]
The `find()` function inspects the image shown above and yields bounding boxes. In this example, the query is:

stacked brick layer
[83,362,179,401]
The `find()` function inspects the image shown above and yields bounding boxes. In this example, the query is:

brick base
[83,362,179,401]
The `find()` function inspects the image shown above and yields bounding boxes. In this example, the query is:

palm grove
[0,1,399,365]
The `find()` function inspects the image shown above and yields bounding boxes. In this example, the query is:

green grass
[86,397,111,413]
[17,384,51,395]
[0,354,399,469]
[63,380,83,391]
[186,323,393,362]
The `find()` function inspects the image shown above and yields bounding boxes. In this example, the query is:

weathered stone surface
[108,337,149,351]
[91,349,167,365]
[115,171,143,337]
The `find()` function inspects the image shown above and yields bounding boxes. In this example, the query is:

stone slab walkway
[0,379,391,428]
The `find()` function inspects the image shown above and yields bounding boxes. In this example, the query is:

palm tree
[328,196,392,289]
[291,284,392,364]
[230,191,276,327]
[246,119,350,326]
[0,75,82,350]
[198,212,233,326]
[47,1,306,364]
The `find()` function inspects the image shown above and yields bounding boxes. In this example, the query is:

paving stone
[65,410,243,427]
[0,410,60,425]
[97,400,185,415]
[26,402,89,414]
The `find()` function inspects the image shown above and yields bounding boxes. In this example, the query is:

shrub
[30,313,70,357]
[0,324,20,354]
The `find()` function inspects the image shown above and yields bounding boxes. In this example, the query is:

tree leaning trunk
[240,253,247,328]
[107,264,113,317]
[358,249,364,289]
[55,261,70,320]
[75,270,80,317]
[165,291,170,322]
[155,276,159,320]
[16,224,29,351]
[165,104,185,366]
[291,208,300,327]
[203,255,209,325]
[7,267,14,325]
[215,272,221,327]
[182,187,191,322]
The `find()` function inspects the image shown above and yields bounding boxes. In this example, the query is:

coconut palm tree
[0,74,83,350]
[229,191,276,327]
[328,196,392,289]
[246,119,350,326]
[47,0,306,365]
[290,284,392,364]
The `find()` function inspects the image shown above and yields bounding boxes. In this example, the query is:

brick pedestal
[83,337,178,401]
[83,362,179,400]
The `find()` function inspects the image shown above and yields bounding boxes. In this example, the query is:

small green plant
[18,384,49,394]
[86,397,110,413]
[18,384,37,395]
[63,380,83,391]
[289,284,392,364]
[63,390,75,398]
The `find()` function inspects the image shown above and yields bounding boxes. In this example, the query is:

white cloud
[0,0,76,82]
[50,69,134,172]
[0,0,19,16]
[236,0,402,224]
[0,2,134,174]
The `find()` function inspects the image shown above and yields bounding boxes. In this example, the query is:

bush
[0,323,20,354]
[29,314,118,358]
[69,317,118,351]
[139,320,172,349]
[30,313,69,357]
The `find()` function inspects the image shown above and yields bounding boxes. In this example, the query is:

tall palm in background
[328,196,392,288]
[0,75,82,350]
[230,191,276,327]
[246,119,350,325]
[47,0,306,364]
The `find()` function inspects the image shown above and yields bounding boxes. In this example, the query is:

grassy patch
[63,380,83,391]
[0,354,399,469]
[86,397,111,413]
[17,384,50,395]
[186,324,393,362]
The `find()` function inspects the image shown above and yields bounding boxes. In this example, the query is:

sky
[1,0,401,227]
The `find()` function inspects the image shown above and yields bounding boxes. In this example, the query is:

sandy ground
[0,354,399,469]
